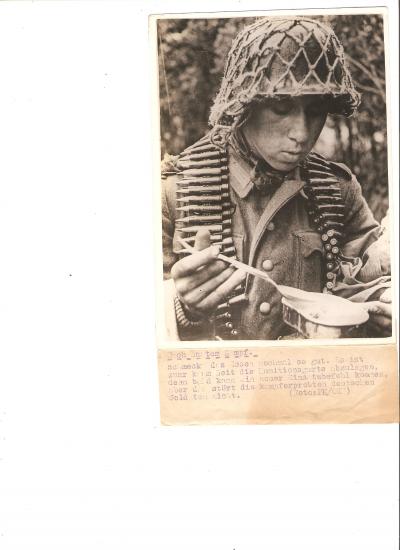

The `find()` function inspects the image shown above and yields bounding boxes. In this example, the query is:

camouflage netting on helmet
[209,17,361,145]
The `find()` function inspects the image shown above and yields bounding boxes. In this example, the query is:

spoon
[178,238,313,301]
[177,238,369,326]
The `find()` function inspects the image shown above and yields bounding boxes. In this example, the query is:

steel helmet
[209,17,360,142]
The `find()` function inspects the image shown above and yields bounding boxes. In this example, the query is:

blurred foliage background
[157,15,388,221]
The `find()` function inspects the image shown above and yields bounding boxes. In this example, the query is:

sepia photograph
[156,11,393,342]
[0,2,397,547]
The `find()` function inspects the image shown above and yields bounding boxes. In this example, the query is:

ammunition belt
[173,138,347,339]
[302,152,346,293]
[174,135,245,340]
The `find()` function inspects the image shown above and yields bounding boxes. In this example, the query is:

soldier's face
[242,96,328,172]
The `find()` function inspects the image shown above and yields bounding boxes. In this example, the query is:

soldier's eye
[270,100,293,115]
[307,99,329,116]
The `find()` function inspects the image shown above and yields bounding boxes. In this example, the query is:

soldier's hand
[363,237,391,275]
[171,229,246,317]
[363,289,392,337]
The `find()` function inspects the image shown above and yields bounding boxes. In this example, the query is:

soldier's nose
[288,109,309,144]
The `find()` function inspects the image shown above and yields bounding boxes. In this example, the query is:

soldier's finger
[379,287,392,304]
[365,299,392,336]
[175,259,228,294]
[171,244,221,279]
[364,301,391,317]
[197,269,246,312]
[194,228,211,251]
[183,267,235,306]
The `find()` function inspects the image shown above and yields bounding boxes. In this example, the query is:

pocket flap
[294,231,324,257]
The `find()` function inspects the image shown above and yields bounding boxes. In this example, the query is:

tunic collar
[228,146,302,198]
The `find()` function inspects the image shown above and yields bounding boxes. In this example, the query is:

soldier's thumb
[194,228,211,251]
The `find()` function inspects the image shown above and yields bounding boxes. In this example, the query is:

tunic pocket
[293,230,324,291]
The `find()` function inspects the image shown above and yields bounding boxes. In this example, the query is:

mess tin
[280,290,369,339]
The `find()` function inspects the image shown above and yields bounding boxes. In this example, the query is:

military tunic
[162,147,390,340]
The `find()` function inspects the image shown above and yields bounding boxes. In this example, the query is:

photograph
[0,2,397,548]
[156,11,392,342]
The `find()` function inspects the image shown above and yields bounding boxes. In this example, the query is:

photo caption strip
[158,344,398,424]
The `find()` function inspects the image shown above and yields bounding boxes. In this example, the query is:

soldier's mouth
[282,149,304,155]
[280,151,305,161]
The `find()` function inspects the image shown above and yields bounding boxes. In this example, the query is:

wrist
[174,296,205,328]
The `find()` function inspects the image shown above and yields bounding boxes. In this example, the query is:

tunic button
[262,259,274,271]
[259,302,271,315]
[267,222,275,231]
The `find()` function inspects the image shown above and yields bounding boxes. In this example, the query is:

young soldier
[161,17,391,340]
